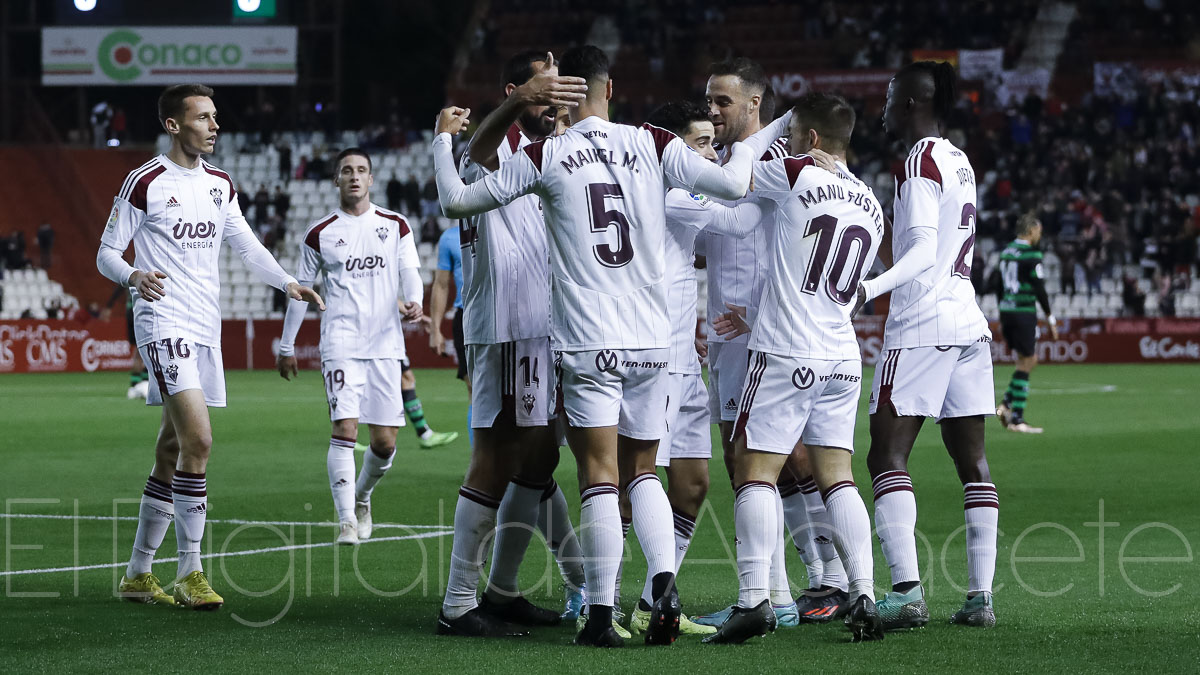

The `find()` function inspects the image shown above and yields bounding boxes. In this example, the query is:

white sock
[964,482,999,594]
[579,484,621,610]
[628,473,675,585]
[769,487,793,605]
[805,487,848,592]
[872,470,920,586]
[536,481,585,590]
[486,480,542,599]
[614,517,631,605]
[327,436,357,523]
[642,508,697,606]
[823,482,875,599]
[126,476,174,577]
[734,482,776,609]
[171,471,207,579]
[442,487,499,619]
[354,446,393,503]
[781,481,822,589]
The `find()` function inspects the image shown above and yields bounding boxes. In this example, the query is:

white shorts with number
[734,351,861,455]
[708,340,749,423]
[141,338,226,408]
[321,358,406,426]
[468,338,552,428]
[656,372,712,466]
[553,348,669,440]
[869,337,995,421]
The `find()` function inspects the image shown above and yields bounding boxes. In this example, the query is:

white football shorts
[707,340,750,424]
[141,338,226,408]
[656,372,712,466]
[734,351,861,455]
[869,337,995,421]
[467,337,552,429]
[553,348,669,440]
[321,358,406,426]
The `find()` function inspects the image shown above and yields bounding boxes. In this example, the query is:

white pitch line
[1,529,452,577]
[0,513,448,530]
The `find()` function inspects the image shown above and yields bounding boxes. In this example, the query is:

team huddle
[97,45,1002,648]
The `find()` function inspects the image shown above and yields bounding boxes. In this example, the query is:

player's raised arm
[433,106,541,219]
[467,52,586,171]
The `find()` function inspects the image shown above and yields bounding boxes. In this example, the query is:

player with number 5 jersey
[433,46,783,648]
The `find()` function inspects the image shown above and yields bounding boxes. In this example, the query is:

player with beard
[693,58,847,630]
[437,50,592,638]
[853,61,999,629]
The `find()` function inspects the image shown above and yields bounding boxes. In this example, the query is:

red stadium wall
[5,316,1200,374]
[0,147,154,306]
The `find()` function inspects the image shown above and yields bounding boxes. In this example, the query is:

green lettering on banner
[97,29,142,82]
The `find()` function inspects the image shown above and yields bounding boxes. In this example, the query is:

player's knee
[180,430,212,459]
[368,441,395,458]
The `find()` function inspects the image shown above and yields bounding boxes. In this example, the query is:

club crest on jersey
[595,350,618,372]
[209,187,223,208]
[522,394,536,415]
[330,396,338,410]
[791,367,815,390]
[165,364,179,383]
[376,226,389,242]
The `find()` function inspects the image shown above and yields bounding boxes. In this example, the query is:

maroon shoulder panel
[304,214,338,253]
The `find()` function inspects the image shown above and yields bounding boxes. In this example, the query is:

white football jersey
[296,204,421,361]
[663,189,713,374]
[885,137,988,348]
[701,139,789,344]
[479,116,729,351]
[101,155,259,347]
[750,157,884,360]
[457,125,551,345]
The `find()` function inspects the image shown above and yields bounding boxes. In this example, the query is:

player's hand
[286,282,325,310]
[694,335,709,361]
[130,270,167,302]
[808,148,839,174]
[1048,315,1060,340]
[277,354,298,380]
[850,284,867,318]
[514,52,588,107]
[400,301,423,322]
[713,303,750,339]
[430,329,448,357]
[436,107,471,136]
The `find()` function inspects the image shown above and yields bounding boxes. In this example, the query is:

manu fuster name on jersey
[796,183,884,235]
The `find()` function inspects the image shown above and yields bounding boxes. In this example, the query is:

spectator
[36,223,54,269]
[1122,273,1146,315]
[387,174,403,213]
[111,107,126,143]
[294,155,308,180]
[277,142,293,183]
[253,184,270,227]
[403,175,421,215]
[90,101,112,148]
[421,218,441,245]
[273,185,290,222]
[420,177,440,220]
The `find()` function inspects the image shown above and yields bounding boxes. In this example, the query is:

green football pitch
[2,365,1198,672]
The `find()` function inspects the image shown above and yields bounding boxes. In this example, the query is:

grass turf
[1,365,1198,673]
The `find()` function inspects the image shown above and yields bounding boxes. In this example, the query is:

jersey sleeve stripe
[202,163,238,201]
[128,165,167,212]
[374,209,412,237]
[304,214,338,253]
[916,140,942,186]
[521,138,547,172]
[641,122,678,162]
[784,155,816,188]
[762,138,789,161]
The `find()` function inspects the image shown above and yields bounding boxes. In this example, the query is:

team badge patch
[165,364,179,383]
[106,205,118,232]
[376,226,389,242]
[522,393,536,415]
[209,187,223,208]
[330,396,338,410]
